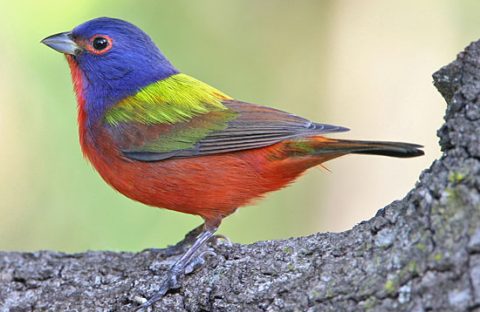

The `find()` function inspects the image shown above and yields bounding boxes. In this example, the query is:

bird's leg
[136,220,220,310]
[160,223,205,256]
[155,223,231,256]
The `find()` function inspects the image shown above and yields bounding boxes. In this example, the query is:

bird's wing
[107,100,347,162]
[104,74,348,162]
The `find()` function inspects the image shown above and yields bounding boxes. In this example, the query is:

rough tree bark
[2,40,480,312]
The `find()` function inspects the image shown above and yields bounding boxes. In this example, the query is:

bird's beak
[41,32,81,55]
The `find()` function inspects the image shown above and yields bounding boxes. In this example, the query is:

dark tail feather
[314,139,424,158]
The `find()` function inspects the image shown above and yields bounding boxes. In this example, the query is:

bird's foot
[136,249,218,310]
[184,249,217,274]
[134,263,184,311]
[135,223,220,311]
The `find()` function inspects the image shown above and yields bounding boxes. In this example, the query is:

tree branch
[2,41,480,312]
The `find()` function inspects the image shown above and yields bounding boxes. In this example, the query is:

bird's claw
[209,234,232,247]
[184,250,217,274]
[134,267,183,311]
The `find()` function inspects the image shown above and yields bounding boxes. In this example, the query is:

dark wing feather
[117,100,349,162]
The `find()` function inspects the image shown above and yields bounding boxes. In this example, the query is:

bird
[42,17,424,309]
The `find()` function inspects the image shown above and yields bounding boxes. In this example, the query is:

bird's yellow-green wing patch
[105,73,231,125]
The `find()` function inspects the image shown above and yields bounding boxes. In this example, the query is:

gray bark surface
[2,40,480,312]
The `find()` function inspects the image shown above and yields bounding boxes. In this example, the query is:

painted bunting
[42,17,423,309]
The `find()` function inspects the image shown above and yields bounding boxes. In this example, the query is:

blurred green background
[0,0,476,252]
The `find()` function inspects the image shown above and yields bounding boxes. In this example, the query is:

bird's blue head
[42,17,179,120]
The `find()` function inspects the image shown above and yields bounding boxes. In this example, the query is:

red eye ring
[86,34,113,55]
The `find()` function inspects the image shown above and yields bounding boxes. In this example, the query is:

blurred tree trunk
[1,40,480,312]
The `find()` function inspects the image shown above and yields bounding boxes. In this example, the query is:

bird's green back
[104,73,232,126]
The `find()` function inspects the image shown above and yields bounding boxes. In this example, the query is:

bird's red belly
[83,136,317,220]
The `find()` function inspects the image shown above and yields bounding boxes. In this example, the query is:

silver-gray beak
[41,32,81,55]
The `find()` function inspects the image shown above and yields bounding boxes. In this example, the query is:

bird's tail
[308,138,424,158]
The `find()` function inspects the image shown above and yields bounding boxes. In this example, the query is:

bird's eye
[93,37,109,51]
[87,35,113,55]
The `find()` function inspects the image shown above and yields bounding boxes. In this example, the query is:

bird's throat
[65,56,85,109]
[65,55,91,160]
